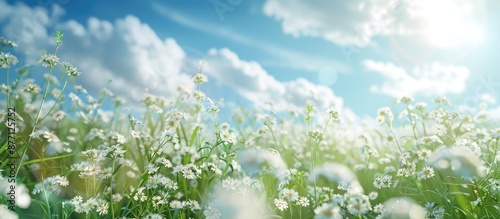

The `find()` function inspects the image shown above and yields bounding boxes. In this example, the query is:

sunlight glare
[420,0,483,47]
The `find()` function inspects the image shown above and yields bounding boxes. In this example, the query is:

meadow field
[1,34,500,219]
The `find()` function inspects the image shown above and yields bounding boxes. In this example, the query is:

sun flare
[419,0,483,47]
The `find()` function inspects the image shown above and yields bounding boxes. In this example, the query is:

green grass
[1,33,500,219]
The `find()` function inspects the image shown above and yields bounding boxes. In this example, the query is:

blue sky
[1,0,500,120]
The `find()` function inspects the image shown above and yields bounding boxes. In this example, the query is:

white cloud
[263,0,398,47]
[363,60,470,98]
[0,0,358,120]
[0,1,193,102]
[204,48,355,119]
[0,1,63,56]
[56,15,192,102]
[152,2,350,73]
[263,0,485,48]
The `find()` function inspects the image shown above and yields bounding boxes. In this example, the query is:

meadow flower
[203,205,221,219]
[470,128,491,144]
[131,130,141,138]
[150,105,163,114]
[98,167,113,179]
[495,152,500,164]
[414,102,427,111]
[280,188,299,202]
[52,110,66,121]
[96,200,109,215]
[360,145,379,157]
[177,85,191,96]
[220,130,237,144]
[147,164,159,174]
[327,106,340,120]
[314,203,342,219]
[164,178,179,190]
[111,193,123,203]
[43,131,60,143]
[204,162,222,175]
[373,203,384,213]
[193,73,208,85]
[274,198,288,211]
[368,191,378,200]
[419,167,435,180]
[132,187,147,202]
[68,92,83,106]
[472,197,481,206]
[61,61,81,76]
[434,96,452,106]
[424,202,445,219]
[0,84,9,93]
[21,83,41,94]
[81,198,98,213]
[344,193,371,215]
[39,54,59,68]
[1,37,17,48]
[186,200,201,211]
[74,85,88,93]
[373,174,392,189]
[296,197,310,207]
[156,157,173,168]
[173,164,202,179]
[145,213,165,219]
[57,176,70,186]
[433,110,454,124]
[219,122,230,131]
[416,135,443,146]
[82,149,108,161]
[193,90,206,100]
[0,52,18,68]
[307,130,325,142]
[151,196,166,208]
[32,175,69,195]
[416,149,432,161]
[230,159,241,172]
[397,96,414,104]
[432,125,447,137]
[170,200,185,209]
[109,131,126,144]
[396,166,414,178]
[377,107,393,120]
[491,128,500,138]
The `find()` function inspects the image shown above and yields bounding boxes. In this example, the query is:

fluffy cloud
[0,0,357,120]
[263,0,485,47]
[0,1,63,55]
[0,1,192,103]
[204,48,352,117]
[55,16,192,101]
[362,60,470,98]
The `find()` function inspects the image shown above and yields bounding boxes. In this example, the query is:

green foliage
[1,34,500,219]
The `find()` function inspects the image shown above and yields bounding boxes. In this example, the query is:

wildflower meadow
[1,33,500,219]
